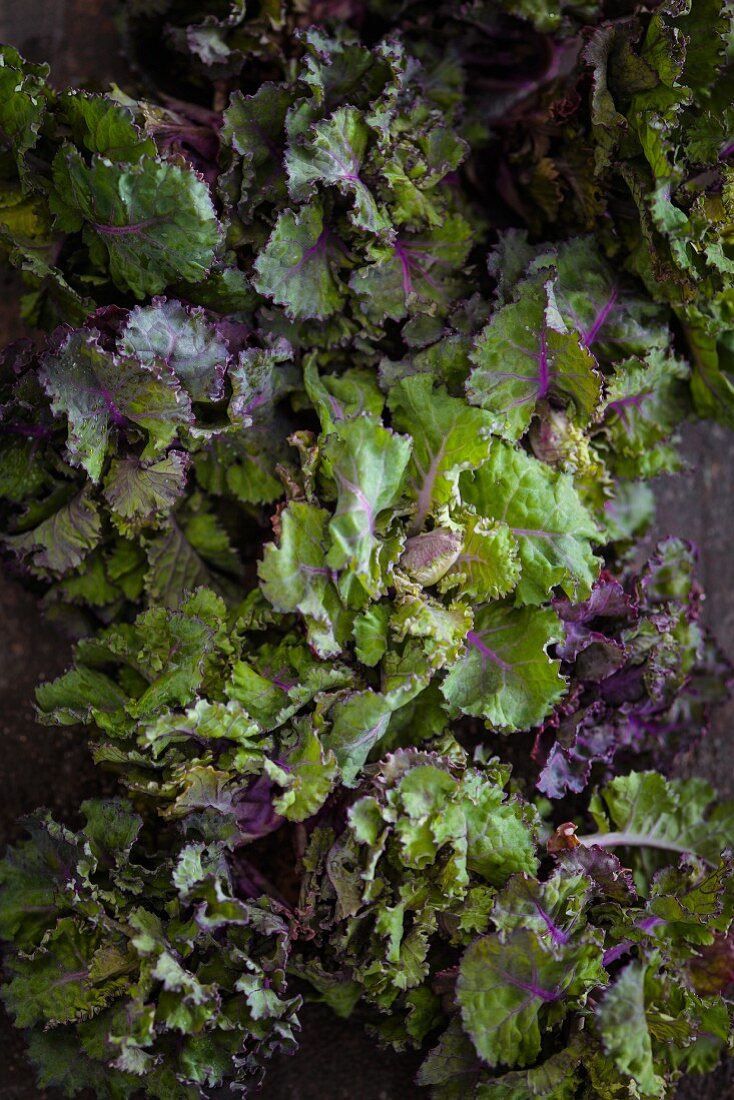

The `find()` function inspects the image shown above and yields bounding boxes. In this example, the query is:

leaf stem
[576,831,693,857]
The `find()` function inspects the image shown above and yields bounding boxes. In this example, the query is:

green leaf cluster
[0,799,300,1098]
[0,3,733,1097]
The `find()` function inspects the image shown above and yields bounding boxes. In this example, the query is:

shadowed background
[0,3,732,1096]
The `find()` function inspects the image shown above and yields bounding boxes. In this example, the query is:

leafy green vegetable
[296,764,734,1097]
[0,305,298,622]
[50,150,222,298]
[457,929,605,1067]
[1,3,734,1097]
[0,800,300,1097]
[440,603,566,730]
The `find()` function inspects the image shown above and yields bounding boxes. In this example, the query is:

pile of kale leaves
[2,1,734,1096]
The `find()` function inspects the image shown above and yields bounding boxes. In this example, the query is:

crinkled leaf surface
[440,603,566,731]
[50,150,221,297]
[103,452,189,534]
[120,300,229,402]
[324,415,411,604]
[457,928,605,1067]
[462,442,600,605]
[259,501,351,658]
[253,201,348,320]
[597,961,666,1098]
[39,330,191,481]
[388,374,493,533]
[468,274,601,441]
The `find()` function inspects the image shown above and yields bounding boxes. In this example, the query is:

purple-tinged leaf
[120,298,229,402]
[467,273,601,441]
[39,329,191,482]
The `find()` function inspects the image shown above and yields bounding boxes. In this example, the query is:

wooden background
[0,2,733,1096]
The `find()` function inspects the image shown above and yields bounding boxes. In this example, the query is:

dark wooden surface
[653,422,734,799]
[0,3,733,1097]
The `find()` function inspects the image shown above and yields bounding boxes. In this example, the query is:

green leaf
[588,772,734,868]
[0,435,49,505]
[221,83,293,212]
[457,929,605,1067]
[462,441,600,604]
[39,329,191,481]
[438,515,521,602]
[120,300,229,402]
[460,771,539,886]
[26,1026,140,1099]
[145,511,240,608]
[4,489,102,577]
[50,149,221,297]
[229,339,296,425]
[268,720,338,821]
[477,1045,588,1099]
[597,961,665,1098]
[601,349,689,477]
[110,603,215,719]
[325,679,427,783]
[286,106,389,234]
[377,119,468,226]
[103,452,189,534]
[688,326,734,429]
[3,917,131,1028]
[142,699,266,775]
[81,799,143,871]
[0,46,49,170]
[324,415,412,605]
[0,800,301,1094]
[253,200,348,320]
[552,237,670,361]
[440,602,566,731]
[391,592,472,672]
[388,374,493,533]
[416,1017,483,1099]
[647,857,734,943]
[176,262,257,313]
[58,91,155,160]
[200,433,285,507]
[468,274,601,441]
[353,603,391,666]
[350,216,473,321]
[259,501,352,658]
[36,665,128,726]
[0,816,76,951]
[304,359,385,435]
[227,637,353,731]
[491,870,592,945]
[418,1018,589,1099]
